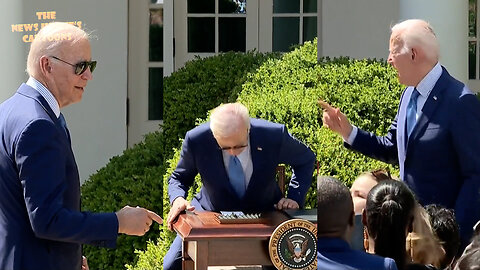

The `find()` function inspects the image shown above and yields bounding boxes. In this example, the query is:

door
[127,0,173,146]
[174,0,318,69]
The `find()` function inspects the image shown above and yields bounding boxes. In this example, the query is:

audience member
[363,179,416,270]
[425,204,461,269]
[351,169,392,215]
[317,176,398,270]
[407,204,445,268]
[350,169,392,251]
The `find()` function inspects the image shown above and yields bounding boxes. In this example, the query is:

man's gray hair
[391,19,439,63]
[210,103,250,138]
[27,22,90,77]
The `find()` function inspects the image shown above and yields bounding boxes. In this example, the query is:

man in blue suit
[319,19,480,249]
[163,102,315,270]
[0,22,162,270]
[316,176,398,270]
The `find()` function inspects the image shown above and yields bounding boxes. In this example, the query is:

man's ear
[40,56,51,74]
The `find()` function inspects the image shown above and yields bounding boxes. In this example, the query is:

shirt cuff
[344,126,358,145]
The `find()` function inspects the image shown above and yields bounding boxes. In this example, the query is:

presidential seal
[269,219,317,270]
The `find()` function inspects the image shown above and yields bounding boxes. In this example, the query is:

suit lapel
[245,124,268,194]
[406,68,449,152]
[17,84,57,121]
[17,84,71,145]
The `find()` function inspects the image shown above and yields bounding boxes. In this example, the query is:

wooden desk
[173,211,291,270]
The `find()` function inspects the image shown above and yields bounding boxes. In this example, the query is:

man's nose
[81,67,93,80]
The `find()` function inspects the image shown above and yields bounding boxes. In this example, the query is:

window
[272,0,317,52]
[187,0,247,53]
[148,4,164,120]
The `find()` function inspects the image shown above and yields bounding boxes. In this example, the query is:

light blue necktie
[58,113,70,141]
[228,155,246,198]
[406,88,420,140]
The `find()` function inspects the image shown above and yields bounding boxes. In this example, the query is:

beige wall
[319,0,398,60]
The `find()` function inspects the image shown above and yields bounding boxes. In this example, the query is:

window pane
[219,18,246,52]
[188,0,214,13]
[303,0,317,13]
[188,17,215,52]
[149,9,163,62]
[219,0,247,14]
[303,16,317,42]
[469,41,477,79]
[149,68,163,120]
[273,17,299,52]
[273,0,300,13]
[469,0,477,37]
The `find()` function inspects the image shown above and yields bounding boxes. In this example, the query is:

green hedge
[81,131,164,270]
[128,39,404,269]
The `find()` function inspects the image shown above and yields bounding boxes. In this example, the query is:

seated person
[407,204,445,269]
[316,176,398,270]
[163,102,315,270]
[350,169,392,250]
[425,204,460,270]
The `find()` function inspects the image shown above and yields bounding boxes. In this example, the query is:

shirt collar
[26,77,61,118]
[415,62,442,98]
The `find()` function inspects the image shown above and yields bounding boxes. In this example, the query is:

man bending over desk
[164,102,315,270]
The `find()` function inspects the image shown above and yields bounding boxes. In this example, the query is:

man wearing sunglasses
[163,102,315,270]
[0,22,162,270]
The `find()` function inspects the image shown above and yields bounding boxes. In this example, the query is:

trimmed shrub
[81,131,164,270]
[129,39,404,269]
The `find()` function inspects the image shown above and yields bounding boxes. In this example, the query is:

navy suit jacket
[0,84,118,270]
[347,67,480,247]
[168,119,315,212]
[317,237,398,270]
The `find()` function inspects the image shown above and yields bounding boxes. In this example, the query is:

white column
[399,0,468,83]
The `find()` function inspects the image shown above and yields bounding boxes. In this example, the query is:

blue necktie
[228,155,246,198]
[58,113,70,140]
[406,88,420,139]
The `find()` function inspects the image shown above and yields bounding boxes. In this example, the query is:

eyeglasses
[370,169,391,181]
[51,56,97,75]
[219,144,248,151]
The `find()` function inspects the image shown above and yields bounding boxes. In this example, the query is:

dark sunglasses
[370,168,392,181]
[51,56,97,75]
[219,144,248,151]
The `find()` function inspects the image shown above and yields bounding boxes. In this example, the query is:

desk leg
[183,240,209,270]
[194,241,208,270]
